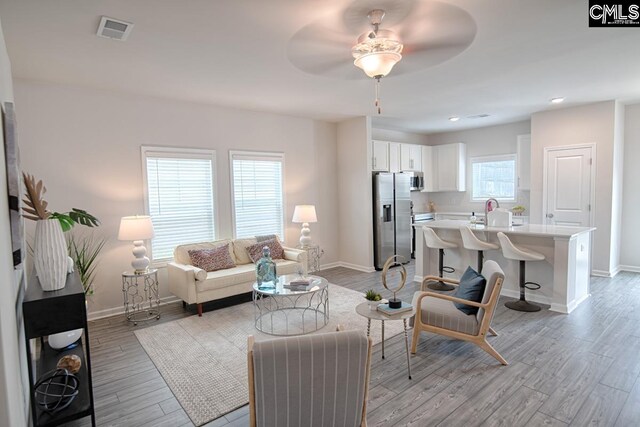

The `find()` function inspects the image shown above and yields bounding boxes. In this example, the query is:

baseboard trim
[591,269,620,278]
[88,295,181,321]
[320,262,342,270]
[619,265,640,273]
[337,262,376,273]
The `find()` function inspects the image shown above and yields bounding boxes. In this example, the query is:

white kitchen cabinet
[424,142,466,192]
[421,145,435,191]
[372,140,389,171]
[517,134,531,190]
[400,143,422,172]
[389,142,401,173]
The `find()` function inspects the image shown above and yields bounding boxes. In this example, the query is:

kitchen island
[414,220,596,313]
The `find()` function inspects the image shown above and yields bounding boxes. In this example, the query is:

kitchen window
[471,154,517,201]
[230,151,285,239]
[142,146,217,261]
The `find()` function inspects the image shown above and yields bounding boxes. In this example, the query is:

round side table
[122,269,161,325]
[355,302,414,379]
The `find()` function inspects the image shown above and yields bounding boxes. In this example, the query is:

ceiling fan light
[354,52,402,78]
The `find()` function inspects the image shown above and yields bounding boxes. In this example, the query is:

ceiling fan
[287,0,477,113]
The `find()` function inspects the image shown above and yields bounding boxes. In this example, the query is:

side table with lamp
[117,215,161,324]
[292,204,324,272]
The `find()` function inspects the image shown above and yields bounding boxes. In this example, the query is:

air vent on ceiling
[467,114,490,119]
[97,16,134,41]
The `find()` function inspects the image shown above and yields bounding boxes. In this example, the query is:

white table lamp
[292,205,317,248]
[118,215,155,274]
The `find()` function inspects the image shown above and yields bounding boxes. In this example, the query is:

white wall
[337,116,374,271]
[423,120,531,213]
[620,103,640,270]
[371,127,429,145]
[15,80,339,317]
[610,102,625,272]
[0,17,28,427]
[530,101,620,275]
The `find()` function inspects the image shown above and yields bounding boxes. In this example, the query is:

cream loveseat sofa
[168,237,307,316]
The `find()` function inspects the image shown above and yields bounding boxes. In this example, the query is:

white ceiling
[1,0,639,133]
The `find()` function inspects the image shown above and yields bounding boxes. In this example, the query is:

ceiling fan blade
[288,21,362,79]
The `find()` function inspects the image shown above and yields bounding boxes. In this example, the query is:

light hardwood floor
[72,263,640,426]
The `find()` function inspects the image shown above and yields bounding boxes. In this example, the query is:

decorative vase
[256,247,277,290]
[368,301,379,311]
[48,329,83,350]
[34,219,68,291]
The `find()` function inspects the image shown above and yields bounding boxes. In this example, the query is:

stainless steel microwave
[403,172,424,191]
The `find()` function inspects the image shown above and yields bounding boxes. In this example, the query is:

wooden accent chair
[411,260,507,365]
[247,328,372,427]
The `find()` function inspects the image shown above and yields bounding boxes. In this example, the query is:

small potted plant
[364,289,382,310]
[511,205,526,216]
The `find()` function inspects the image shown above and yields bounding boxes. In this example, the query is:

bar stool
[497,232,544,312]
[423,227,457,291]
[459,226,500,273]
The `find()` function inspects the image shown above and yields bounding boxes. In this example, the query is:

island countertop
[413,219,595,239]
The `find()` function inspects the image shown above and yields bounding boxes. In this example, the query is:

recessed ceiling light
[550,97,565,104]
[467,114,490,119]
[449,116,460,122]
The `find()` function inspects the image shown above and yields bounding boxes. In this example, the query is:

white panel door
[545,146,593,226]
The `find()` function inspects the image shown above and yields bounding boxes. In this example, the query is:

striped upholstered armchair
[247,329,372,427]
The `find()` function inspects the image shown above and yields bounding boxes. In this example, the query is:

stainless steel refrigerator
[373,173,411,270]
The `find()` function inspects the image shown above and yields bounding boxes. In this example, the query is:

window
[230,151,284,239]
[142,147,216,261]
[471,154,516,201]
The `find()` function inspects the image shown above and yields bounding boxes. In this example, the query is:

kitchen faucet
[484,198,500,223]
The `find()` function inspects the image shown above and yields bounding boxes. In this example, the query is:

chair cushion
[476,260,505,324]
[196,260,301,293]
[413,292,479,335]
[453,267,487,315]
[246,238,284,263]
[174,239,233,265]
[188,244,236,272]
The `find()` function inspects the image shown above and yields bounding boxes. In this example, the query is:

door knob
[546,213,554,218]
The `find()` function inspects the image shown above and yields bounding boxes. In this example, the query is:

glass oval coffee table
[252,274,329,336]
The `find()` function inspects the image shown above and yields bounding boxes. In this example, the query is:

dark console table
[23,271,96,426]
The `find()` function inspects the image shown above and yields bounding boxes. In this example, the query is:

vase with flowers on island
[22,172,100,292]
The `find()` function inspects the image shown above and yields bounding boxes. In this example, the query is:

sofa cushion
[232,237,258,265]
[189,244,236,272]
[246,238,284,263]
[174,239,233,265]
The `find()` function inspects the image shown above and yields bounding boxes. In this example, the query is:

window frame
[229,150,286,240]
[470,153,517,202]
[141,145,218,264]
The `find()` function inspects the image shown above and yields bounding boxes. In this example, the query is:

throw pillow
[453,266,487,315]
[188,244,236,272]
[256,234,277,242]
[246,238,285,263]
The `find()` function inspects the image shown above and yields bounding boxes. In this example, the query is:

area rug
[134,284,404,426]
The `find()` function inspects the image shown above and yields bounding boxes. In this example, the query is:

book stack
[283,278,311,291]
[377,301,413,316]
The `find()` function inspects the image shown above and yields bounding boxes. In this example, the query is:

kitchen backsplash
[411,190,530,215]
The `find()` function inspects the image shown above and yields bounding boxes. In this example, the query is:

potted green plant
[364,289,382,310]
[67,232,106,296]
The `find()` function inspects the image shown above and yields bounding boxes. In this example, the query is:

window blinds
[471,155,516,201]
[231,153,284,239]
[145,150,216,260]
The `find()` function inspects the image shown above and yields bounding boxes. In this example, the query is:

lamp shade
[353,52,402,78]
[118,215,155,241]
[292,205,317,223]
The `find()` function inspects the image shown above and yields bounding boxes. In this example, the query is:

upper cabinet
[517,134,531,191]
[400,143,422,172]
[372,140,389,171]
[389,142,401,173]
[422,142,466,192]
